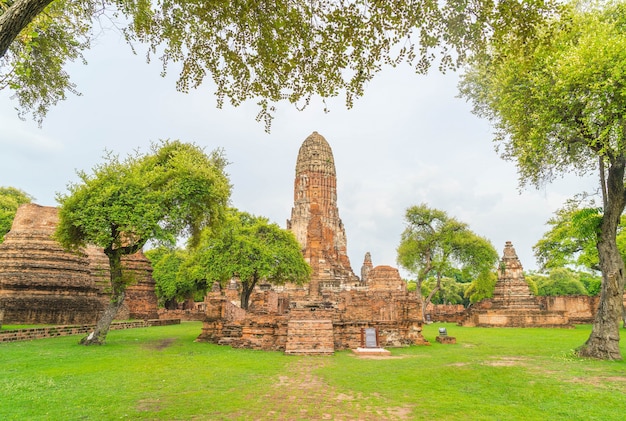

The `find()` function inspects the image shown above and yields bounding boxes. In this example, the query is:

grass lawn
[0,322,624,420]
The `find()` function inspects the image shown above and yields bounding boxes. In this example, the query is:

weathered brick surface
[0,204,103,324]
[286,132,359,295]
[285,319,334,355]
[0,319,180,343]
[461,242,570,327]
[0,204,158,325]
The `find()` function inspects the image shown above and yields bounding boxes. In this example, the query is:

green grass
[0,322,624,420]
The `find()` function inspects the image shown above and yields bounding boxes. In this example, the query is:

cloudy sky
[0,29,598,276]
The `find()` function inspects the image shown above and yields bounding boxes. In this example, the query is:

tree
[0,185,32,242]
[397,203,498,320]
[422,276,467,306]
[145,247,202,309]
[527,268,589,297]
[533,200,622,272]
[0,0,560,127]
[460,1,626,359]
[55,140,231,345]
[464,270,498,304]
[185,209,310,310]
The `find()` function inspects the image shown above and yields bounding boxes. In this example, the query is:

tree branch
[0,0,54,58]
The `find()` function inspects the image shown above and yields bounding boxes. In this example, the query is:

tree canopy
[526,268,595,297]
[0,185,32,242]
[56,140,231,344]
[184,209,310,310]
[397,203,498,318]
[460,1,626,359]
[534,199,626,275]
[1,0,560,127]
[145,247,201,309]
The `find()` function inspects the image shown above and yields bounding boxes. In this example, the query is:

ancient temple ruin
[198,132,427,353]
[287,131,359,294]
[0,204,158,325]
[460,241,571,327]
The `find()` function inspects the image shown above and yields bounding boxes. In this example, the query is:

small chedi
[0,203,157,325]
[460,241,571,327]
[197,132,428,354]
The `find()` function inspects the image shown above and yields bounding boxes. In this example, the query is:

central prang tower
[287,132,358,295]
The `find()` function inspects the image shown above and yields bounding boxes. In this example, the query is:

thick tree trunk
[80,251,126,345]
[0,0,54,58]
[577,157,626,360]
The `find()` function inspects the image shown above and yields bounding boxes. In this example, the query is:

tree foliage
[184,209,310,310]
[0,185,32,242]
[397,203,498,318]
[422,276,467,306]
[534,199,626,276]
[145,246,203,309]
[460,0,626,359]
[464,270,498,304]
[526,268,593,297]
[1,0,560,127]
[56,140,231,344]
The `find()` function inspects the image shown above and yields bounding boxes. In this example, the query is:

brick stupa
[0,204,103,324]
[0,204,158,325]
[460,241,570,327]
[287,132,359,294]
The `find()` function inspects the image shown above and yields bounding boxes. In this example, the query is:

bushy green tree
[464,270,498,304]
[184,209,310,309]
[397,203,498,319]
[527,268,588,297]
[56,140,231,345]
[145,247,202,309]
[1,0,560,126]
[422,276,467,306]
[0,186,32,242]
[460,0,626,359]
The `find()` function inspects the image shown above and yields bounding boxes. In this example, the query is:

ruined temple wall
[0,204,104,324]
[538,295,600,324]
[0,204,158,324]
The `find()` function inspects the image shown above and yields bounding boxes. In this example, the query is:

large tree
[0,185,32,242]
[460,1,626,359]
[397,203,498,320]
[184,209,310,310]
[0,0,560,127]
[55,140,231,345]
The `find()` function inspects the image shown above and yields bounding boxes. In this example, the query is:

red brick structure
[198,133,428,353]
[460,242,571,327]
[0,204,158,325]
[286,132,359,295]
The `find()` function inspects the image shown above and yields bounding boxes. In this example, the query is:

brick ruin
[0,203,158,325]
[286,131,360,295]
[459,241,571,327]
[197,132,428,353]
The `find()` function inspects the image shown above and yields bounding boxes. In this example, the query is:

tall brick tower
[287,132,358,295]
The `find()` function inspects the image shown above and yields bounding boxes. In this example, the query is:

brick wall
[0,319,180,343]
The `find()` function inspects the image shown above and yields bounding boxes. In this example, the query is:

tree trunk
[423,276,442,323]
[240,277,258,310]
[0,0,54,58]
[80,251,126,345]
[577,157,626,360]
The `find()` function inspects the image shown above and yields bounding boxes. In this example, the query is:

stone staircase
[284,319,334,355]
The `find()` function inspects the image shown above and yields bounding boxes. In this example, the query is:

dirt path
[240,356,414,420]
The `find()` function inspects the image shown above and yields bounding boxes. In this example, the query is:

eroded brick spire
[287,132,358,294]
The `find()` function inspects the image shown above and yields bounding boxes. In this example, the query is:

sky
[0,29,598,277]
